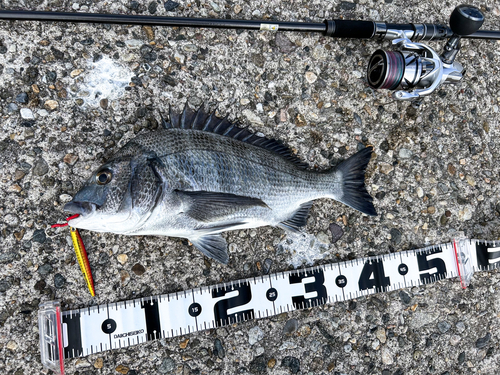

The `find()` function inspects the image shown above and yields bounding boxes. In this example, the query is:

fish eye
[96,169,112,185]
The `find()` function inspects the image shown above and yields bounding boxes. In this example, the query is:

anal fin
[190,234,229,264]
[278,201,314,232]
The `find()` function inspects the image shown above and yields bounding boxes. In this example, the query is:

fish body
[65,106,376,264]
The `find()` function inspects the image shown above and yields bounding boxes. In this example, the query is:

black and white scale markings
[42,239,500,361]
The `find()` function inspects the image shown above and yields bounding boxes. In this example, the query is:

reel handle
[449,5,484,36]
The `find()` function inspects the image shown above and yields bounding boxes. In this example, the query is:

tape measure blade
[158,290,197,338]
[80,305,110,356]
[108,300,150,350]
[48,238,500,368]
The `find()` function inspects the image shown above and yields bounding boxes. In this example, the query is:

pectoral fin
[190,234,229,264]
[176,190,269,222]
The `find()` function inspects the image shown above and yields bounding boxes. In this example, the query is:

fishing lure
[51,215,96,296]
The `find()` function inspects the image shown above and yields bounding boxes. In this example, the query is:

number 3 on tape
[38,239,500,374]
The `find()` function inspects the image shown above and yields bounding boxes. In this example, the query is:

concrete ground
[0,0,500,374]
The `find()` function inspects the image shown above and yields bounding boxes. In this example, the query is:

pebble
[459,207,473,221]
[248,326,264,345]
[417,187,424,198]
[328,223,344,243]
[249,355,267,373]
[210,1,221,12]
[3,214,20,227]
[450,335,461,345]
[94,358,104,369]
[343,343,352,352]
[268,358,276,368]
[375,327,387,344]
[437,183,449,194]
[119,270,130,284]
[458,351,466,363]
[262,258,272,274]
[7,103,18,112]
[143,26,155,40]
[476,333,491,349]
[54,273,66,289]
[148,1,157,13]
[437,321,451,333]
[399,148,412,159]
[158,357,175,373]
[409,311,438,329]
[234,4,242,14]
[174,52,185,64]
[117,254,128,265]
[125,39,143,49]
[456,321,466,333]
[0,280,11,292]
[399,291,411,304]
[283,319,298,334]
[164,0,179,11]
[15,93,29,103]
[214,338,225,358]
[295,113,306,127]
[32,229,46,243]
[131,263,146,275]
[33,158,49,176]
[275,33,296,54]
[44,100,58,111]
[75,359,90,368]
[70,69,84,78]
[381,347,393,365]
[389,228,402,245]
[179,338,189,349]
[281,356,300,374]
[115,365,129,374]
[183,44,198,53]
[305,71,317,84]
[6,341,18,350]
[20,108,35,120]
[98,252,110,265]
[243,110,264,126]
[63,153,79,165]
[279,341,298,350]
[37,263,53,277]
[379,163,394,174]
[466,175,476,187]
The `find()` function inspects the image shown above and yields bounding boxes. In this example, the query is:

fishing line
[38,238,500,374]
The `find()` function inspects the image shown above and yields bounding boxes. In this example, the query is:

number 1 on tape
[38,239,500,374]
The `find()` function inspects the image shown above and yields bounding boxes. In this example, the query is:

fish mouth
[63,201,97,216]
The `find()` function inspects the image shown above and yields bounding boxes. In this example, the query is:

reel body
[367,39,464,100]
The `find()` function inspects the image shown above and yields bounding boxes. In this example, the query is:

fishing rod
[1,5,499,100]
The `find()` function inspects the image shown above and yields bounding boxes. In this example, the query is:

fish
[64,106,376,264]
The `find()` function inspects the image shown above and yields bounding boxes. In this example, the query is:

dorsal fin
[162,105,307,167]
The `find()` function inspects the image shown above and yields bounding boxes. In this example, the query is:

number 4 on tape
[38,239,500,374]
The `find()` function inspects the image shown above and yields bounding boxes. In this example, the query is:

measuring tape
[38,238,500,374]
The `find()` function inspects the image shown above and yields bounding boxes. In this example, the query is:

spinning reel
[367,5,485,100]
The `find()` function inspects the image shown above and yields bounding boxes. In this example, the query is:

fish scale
[64,106,376,264]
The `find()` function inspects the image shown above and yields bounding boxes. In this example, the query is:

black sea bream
[64,106,376,264]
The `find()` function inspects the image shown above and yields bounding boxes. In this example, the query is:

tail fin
[335,146,377,216]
